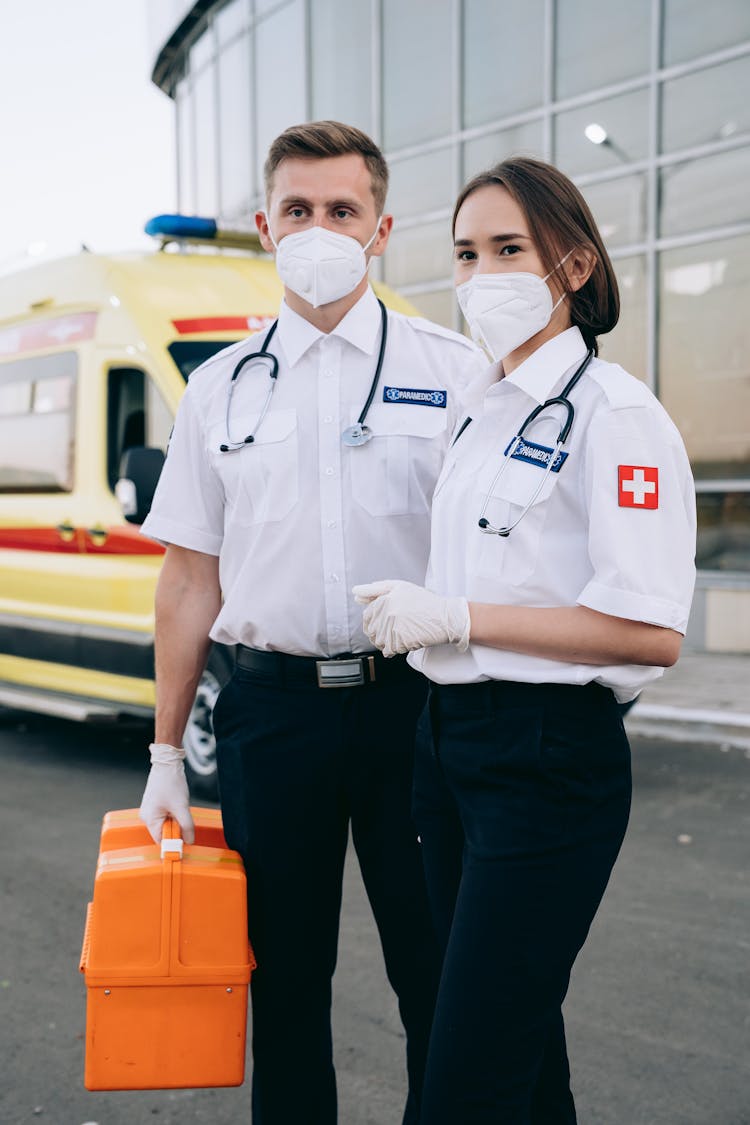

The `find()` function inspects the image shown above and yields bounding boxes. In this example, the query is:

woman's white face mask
[266,219,381,308]
[456,253,572,362]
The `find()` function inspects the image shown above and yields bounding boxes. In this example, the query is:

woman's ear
[566,247,596,292]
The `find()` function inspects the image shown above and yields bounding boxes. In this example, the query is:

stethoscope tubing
[219,301,388,453]
[476,348,594,536]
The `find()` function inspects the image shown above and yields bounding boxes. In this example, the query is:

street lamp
[584,122,631,164]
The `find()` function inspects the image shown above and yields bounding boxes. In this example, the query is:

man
[138,120,484,1125]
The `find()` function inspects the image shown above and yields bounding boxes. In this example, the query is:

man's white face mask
[455,252,572,362]
[266,218,381,308]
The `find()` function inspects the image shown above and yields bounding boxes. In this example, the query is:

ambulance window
[107,367,173,490]
[0,351,76,492]
[168,341,230,381]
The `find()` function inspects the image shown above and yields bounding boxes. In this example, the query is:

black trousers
[213,661,440,1125]
[412,679,632,1125]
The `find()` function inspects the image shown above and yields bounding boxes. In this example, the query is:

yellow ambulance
[0,216,415,796]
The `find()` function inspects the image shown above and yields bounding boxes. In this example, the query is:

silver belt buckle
[316,657,366,688]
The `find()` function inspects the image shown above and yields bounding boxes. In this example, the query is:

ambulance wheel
[182,646,232,801]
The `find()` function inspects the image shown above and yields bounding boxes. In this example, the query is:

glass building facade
[150,0,750,645]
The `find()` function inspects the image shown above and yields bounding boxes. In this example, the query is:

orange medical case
[80,809,255,1090]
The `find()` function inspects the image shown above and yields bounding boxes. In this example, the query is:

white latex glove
[353,579,471,658]
[139,743,195,845]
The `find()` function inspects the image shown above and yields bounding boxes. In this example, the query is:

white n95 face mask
[267,220,380,308]
[456,255,570,362]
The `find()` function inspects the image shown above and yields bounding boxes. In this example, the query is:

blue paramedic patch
[504,437,568,472]
[383,386,447,408]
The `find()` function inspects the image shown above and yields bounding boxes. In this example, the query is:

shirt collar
[500,326,589,404]
[275,287,381,368]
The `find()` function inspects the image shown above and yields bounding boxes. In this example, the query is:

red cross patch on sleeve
[618,465,659,509]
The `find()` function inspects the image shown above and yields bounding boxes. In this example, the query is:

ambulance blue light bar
[145,214,264,253]
[145,214,218,240]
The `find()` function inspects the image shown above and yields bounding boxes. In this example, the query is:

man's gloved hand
[353,579,471,658]
[139,743,196,844]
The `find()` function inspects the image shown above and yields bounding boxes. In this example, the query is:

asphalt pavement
[0,706,748,1125]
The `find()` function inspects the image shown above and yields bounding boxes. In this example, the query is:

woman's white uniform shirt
[410,326,696,701]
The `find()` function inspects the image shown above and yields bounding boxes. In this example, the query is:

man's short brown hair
[264,120,389,213]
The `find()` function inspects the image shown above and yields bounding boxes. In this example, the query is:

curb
[625,703,750,753]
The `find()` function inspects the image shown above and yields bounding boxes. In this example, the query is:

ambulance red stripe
[0,526,165,555]
[172,315,273,334]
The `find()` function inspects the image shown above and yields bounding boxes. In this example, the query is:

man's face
[256,153,390,259]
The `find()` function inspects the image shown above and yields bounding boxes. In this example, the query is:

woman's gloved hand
[353,579,471,658]
[139,743,196,844]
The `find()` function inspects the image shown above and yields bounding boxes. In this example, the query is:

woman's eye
[499,244,522,255]
[455,249,476,262]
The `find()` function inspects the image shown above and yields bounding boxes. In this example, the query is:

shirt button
[323,415,333,423]
[330,573,340,583]
[323,369,334,378]
[327,520,337,529]
[325,467,334,476]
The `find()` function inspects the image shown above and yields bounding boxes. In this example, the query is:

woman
[354,158,696,1123]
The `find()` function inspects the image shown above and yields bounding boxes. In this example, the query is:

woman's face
[453,182,575,368]
[453,183,556,289]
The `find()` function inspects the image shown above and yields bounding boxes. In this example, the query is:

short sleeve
[140,385,225,555]
[577,402,696,632]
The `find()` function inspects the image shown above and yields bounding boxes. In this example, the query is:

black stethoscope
[459,348,594,537]
[219,299,389,452]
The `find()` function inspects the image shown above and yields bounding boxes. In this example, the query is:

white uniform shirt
[410,327,697,702]
[142,286,484,656]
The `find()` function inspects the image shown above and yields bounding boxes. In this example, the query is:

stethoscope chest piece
[342,423,374,446]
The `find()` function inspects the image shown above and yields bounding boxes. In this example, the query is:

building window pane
[388,148,454,219]
[194,65,218,214]
[383,220,453,288]
[663,0,750,67]
[555,0,651,99]
[383,0,453,150]
[190,25,215,73]
[599,254,647,382]
[661,56,750,154]
[463,120,544,179]
[463,0,544,127]
[311,0,372,132]
[582,175,647,248]
[660,147,750,238]
[696,491,750,572]
[176,79,195,214]
[216,0,249,45]
[218,33,253,218]
[554,88,649,176]
[255,2,305,179]
[659,234,750,472]
[409,288,456,330]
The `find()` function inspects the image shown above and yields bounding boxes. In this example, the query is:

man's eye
[334,209,351,220]
[289,207,306,218]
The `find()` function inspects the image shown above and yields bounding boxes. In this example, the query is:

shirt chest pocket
[209,408,299,526]
[472,453,563,586]
[349,404,448,517]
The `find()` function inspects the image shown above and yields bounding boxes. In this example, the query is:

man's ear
[255,210,275,255]
[368,213,394,258]
[565,247,596,292]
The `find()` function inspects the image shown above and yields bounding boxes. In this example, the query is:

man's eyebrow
[277,194,313,208]
[277,194,364,209]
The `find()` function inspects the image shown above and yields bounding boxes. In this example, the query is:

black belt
[235,645,416,688]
